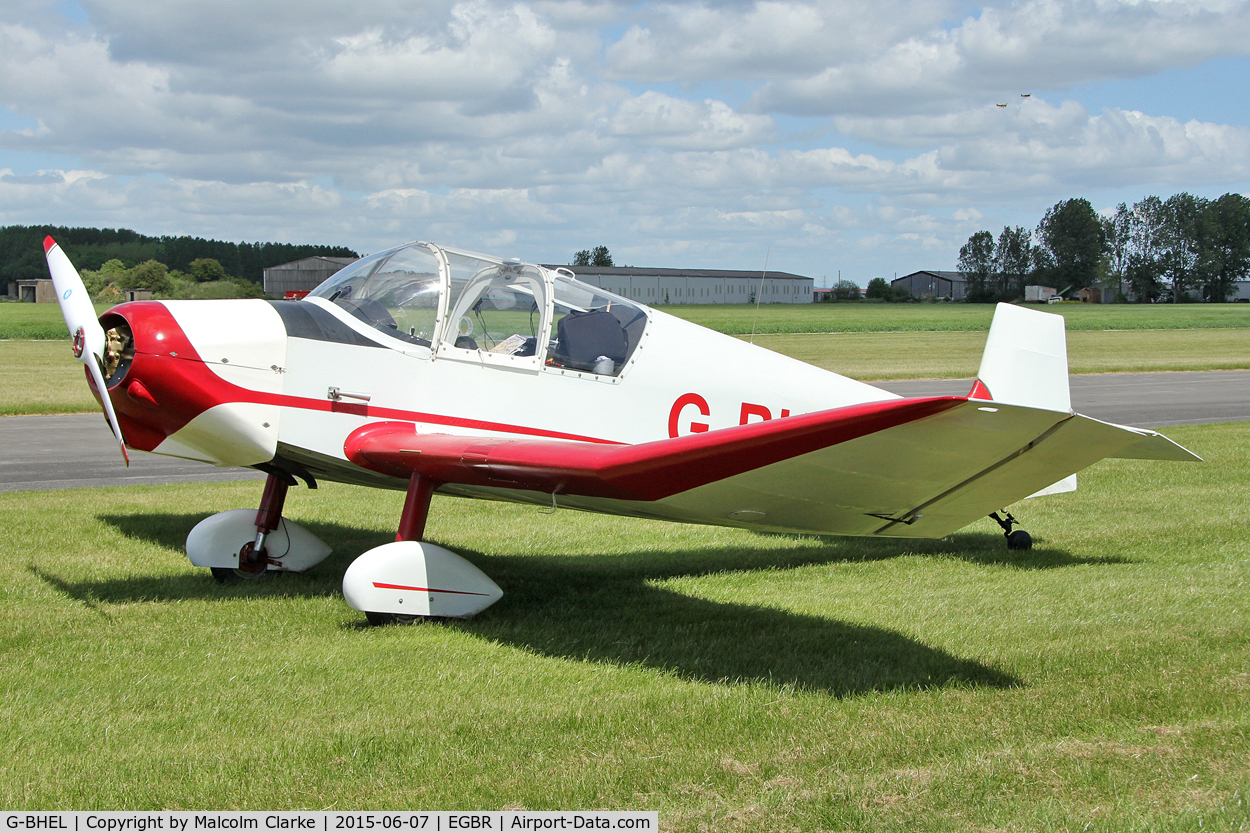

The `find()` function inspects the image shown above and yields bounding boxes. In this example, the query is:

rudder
[973,303,1075,497]
[972,302,1071,413]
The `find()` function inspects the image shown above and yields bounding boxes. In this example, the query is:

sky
[0,0,1248,286]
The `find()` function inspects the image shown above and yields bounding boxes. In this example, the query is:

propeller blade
[44,237,105,364]
[43,236,130,466]
[85,346,130,466]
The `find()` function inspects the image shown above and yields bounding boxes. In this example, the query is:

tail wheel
[1007,529,1033,550]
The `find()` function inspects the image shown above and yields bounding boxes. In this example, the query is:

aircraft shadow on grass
[37,511,1129,696]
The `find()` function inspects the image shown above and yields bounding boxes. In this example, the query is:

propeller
[43,236,129,466]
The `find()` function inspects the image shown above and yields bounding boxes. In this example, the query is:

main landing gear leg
[397,471,437,544]
[186,472,331,580]
[342,472,503,624]
[990,510,1033,551]
[213,473,288,582]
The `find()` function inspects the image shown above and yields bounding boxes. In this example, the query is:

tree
[1036,198,1105,291]
[80,259,128,297]
[865,277,891,300]
[830,279,860,301]
[958,230,995,302]
[572,246,614,267]
[1124,196,1167,302]
[1125,252,1164,302]
[1201,193,1250,302]
[122,259,173,293]
[189,257,228,282]
[1102,203,1132,297]
[994,226,1034,299]
[591,246,614,267]
[1157,192,1207,302]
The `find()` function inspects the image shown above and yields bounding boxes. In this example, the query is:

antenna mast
[749,246,770,345]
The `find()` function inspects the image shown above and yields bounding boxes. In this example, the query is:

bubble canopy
[307,242,648,377]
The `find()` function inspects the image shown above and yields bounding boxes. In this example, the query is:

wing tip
[43,236,57,254]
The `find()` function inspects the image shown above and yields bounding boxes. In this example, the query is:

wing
[345,396,1198,539]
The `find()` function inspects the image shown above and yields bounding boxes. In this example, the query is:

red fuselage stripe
[262,389,622,445]
[372,581,491,596]
[102,301,623,448]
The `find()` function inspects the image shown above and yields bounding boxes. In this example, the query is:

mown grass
[5,324,1250,417]
[0,301,113,340]
[0,422,1246,828]
[4,299,1249,341]
[758,328,1250,380]
[662,302,1250,334]
[0,341,96,415]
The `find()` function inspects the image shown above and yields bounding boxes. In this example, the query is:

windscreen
[308,243,442,346]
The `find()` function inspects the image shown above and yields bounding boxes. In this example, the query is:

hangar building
[892,270,967,300]
[264,255,814,305]
[548,265,814,305]
[263,256,360,298]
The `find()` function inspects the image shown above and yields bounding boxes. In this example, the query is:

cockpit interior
[309,242,648,377]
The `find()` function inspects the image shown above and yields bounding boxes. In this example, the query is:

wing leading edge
[345,396,965,501]
[345,396,1199,539]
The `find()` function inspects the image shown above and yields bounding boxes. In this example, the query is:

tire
[1007,530,1033,550]
[365,611,433,626]
[210,566,271,583]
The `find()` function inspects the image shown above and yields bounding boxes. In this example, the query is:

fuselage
[94,242,896,509]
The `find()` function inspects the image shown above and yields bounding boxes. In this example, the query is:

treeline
[0,225,358,285]
[958,192,1250,302]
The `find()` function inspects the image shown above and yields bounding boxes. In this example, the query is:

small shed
[16,279,56,303]
[1078,287,1102,303]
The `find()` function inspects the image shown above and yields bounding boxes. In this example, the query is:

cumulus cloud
[604,0,954,82]
[750,0,1250,116]
[0,0,1247,280]
[608,92,776,149]
[824,99,1250,197]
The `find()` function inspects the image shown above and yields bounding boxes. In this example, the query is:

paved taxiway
[2,369,1247,492]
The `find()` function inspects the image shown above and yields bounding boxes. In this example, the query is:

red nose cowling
[97,301,243,452]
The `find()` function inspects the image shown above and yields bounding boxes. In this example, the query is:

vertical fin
[976,303,1075,496]
[974,302,1071,413]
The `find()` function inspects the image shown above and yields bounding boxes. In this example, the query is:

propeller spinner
[43,236,129,466]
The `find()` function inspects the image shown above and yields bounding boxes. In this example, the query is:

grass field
[0,301,114,340]
[5,324,1250,415]
[660,302,1250,335]
[754,328,1250,380]
[3,299,1249,341]
[0,422,1245,828]
[0,341,96,415]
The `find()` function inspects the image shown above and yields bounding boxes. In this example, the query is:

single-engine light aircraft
[44,237,1199,622]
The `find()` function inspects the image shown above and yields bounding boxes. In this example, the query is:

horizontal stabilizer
[1100,421,1203,462]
